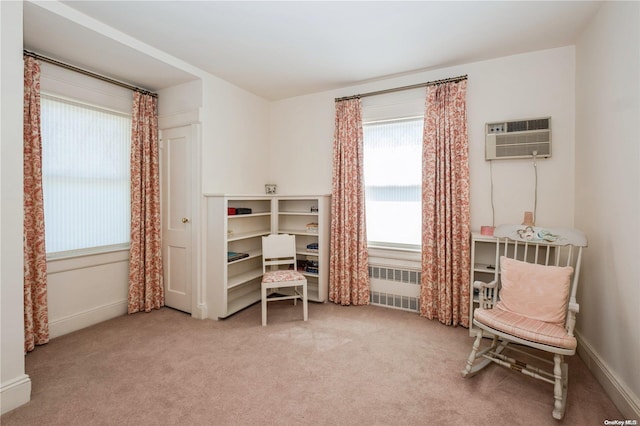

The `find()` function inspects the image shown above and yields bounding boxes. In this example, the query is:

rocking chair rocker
[461,224,587,420]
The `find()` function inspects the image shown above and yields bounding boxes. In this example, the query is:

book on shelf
[227,251,249,262]
[303,258,319,274]
[227,207,252,215]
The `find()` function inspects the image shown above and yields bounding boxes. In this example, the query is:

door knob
[181,217,190,223]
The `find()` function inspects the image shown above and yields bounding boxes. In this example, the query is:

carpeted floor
[1,302,622,425]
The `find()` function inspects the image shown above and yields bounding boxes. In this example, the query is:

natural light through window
[363,117,423,249]
[40,95,132,255]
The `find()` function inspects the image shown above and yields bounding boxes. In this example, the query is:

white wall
[575,1,640,418]
[0,1,32,414]
[269,47,576,230]
[46,251,129,338]
[158,79,202,129]
[158,79,202,117]
[200,77,270,194]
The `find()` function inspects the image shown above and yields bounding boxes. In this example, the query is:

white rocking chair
[462,224,587,420]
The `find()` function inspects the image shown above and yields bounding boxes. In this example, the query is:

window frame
[362,115,424,251]
[40,92,133,259]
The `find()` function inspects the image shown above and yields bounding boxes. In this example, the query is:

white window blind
[363,117,423,249]
[40,95,132,255]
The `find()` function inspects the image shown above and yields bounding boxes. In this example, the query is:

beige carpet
[1,302,621,425]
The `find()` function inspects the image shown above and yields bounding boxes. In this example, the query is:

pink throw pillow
[496,256,573,326]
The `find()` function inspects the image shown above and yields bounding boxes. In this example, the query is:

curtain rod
[334,74,467,102]
[23,50,158,98]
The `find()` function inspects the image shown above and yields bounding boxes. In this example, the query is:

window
[363,117,423,249]
[40,95,132,255]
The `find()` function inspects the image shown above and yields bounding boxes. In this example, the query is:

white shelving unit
[204,194,330,319]
[205,196,272,319]
[274,196,330,303]
[469,232,499,336]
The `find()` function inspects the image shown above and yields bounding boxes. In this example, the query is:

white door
[161,126,192,313]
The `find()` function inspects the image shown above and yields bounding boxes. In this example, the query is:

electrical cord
[532,150,538,225]
[490,159,495,227]
[489,151,539,228]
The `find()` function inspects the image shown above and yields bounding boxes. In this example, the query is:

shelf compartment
[227,249,262,265]
[279,228,318,236]
[227,199,271,215]
[277,199,321,214]
[278,212,319,236]
[227,267,263,290]
[473,263,498,274]
[228,212,271,219]
[305,277,321,302]
[226,213,271,242]
[224,280,261,318]
[227,230,271,242]
[279,211,319,217]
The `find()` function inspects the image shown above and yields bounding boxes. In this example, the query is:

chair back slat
[569,247,583,301]
[545,246,551,265]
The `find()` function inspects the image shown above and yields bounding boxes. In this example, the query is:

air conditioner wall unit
[485,117,551,160]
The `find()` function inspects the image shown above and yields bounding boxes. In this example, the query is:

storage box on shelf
[204,194,330,319]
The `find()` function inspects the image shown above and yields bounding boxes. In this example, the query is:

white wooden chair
[261,234,308,326]
[461,224,587,420]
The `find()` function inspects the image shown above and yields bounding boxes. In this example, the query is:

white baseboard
[49,300,128,339]
[1,374,31,415]
[576,331,640,420]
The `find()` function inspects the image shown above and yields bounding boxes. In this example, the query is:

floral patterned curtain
[23,56,50,352]
[329,99,370,305]
[420,80,470,327]
[128,92,164,313]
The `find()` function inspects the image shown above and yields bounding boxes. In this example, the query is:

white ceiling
[23,1,602,100]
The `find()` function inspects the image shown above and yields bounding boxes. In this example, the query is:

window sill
[47,245,130,274]
[47,243,129,261]
[368,245,421,263]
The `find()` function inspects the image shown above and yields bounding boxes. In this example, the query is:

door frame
[159,115,204,319]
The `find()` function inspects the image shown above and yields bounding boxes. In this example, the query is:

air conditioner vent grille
[506,118,549,132]
[495,131,549,145]
[495,141,551,158]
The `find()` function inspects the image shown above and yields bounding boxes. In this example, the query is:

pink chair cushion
[475,307,577,350]
[496,256,573,326]
[262,270,305,284]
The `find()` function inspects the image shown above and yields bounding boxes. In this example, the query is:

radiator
[368,265,420,313]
